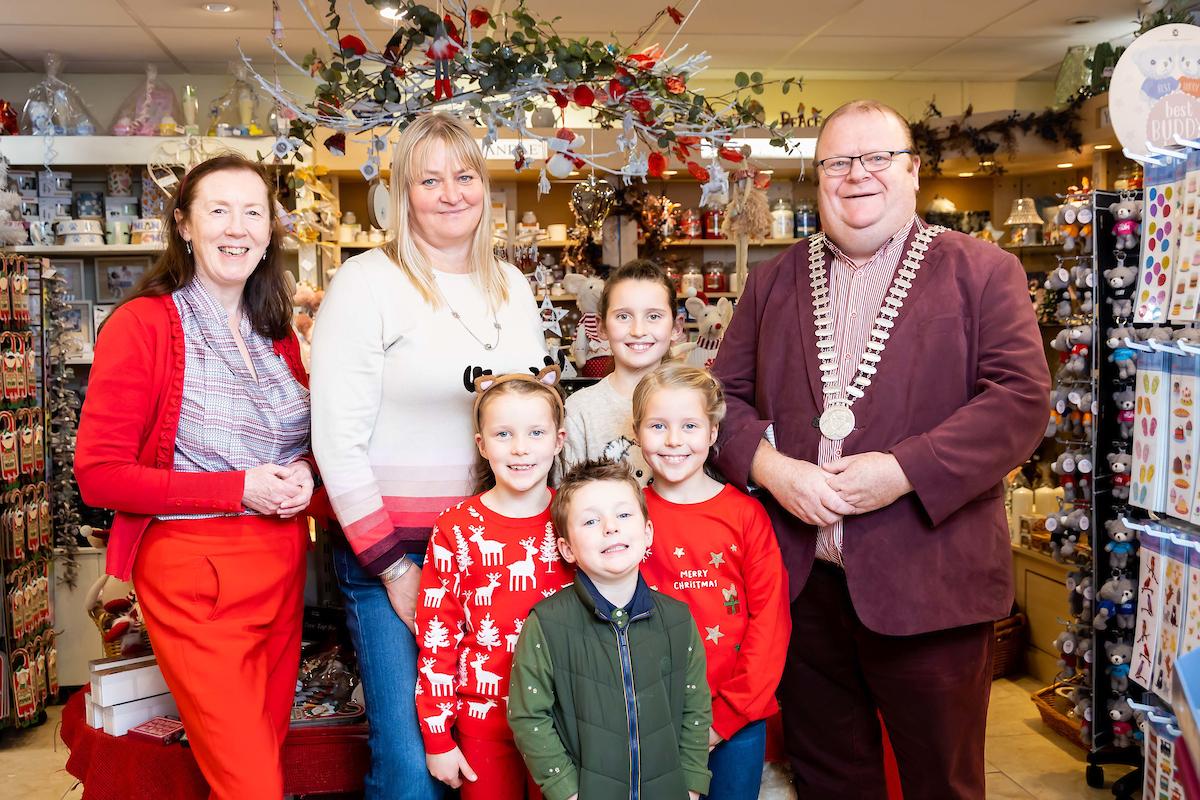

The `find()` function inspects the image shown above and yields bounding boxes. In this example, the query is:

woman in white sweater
[310,113,546,798]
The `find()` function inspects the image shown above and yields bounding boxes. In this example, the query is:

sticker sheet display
[1167,353,1200,518]
[1138,160,1187,322]
[1183,546,1200,655]
[1132,533,1165,691]
[1152,540,1190,703]
[1172,150,1200,321]
[1133,349,1171,513]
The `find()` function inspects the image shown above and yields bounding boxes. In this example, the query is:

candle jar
[702,208,723,239]
[663,263,682,293]
[770,198,794,239]
[681,264,704,295]
[679,208,701,239]
[703,262,726,292]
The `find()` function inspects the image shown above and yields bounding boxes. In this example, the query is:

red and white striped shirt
[815,217,920,565]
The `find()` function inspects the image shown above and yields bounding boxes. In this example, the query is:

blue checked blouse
[159,278,310,520]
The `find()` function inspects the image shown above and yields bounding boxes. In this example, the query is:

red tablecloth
[60,689,369,799]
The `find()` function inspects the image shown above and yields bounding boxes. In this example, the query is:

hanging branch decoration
[910,95,1087,176]
[238,0,801,194]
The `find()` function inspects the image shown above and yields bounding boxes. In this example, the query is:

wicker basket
[1031,680,1088,749]
[85,575,152,659]
[992,612,1026,679]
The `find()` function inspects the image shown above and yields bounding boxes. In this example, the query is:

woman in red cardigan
[75,154,317,800]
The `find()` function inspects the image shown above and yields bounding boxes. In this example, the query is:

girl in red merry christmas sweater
[635,362,790,800]
[415,365,573,799]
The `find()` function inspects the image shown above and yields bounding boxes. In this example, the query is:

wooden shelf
[0,135,306,167]
[537,238,804,248]
[1002,244,1069,254]
[13,244,163,255]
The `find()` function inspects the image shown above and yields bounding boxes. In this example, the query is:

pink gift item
[108,165,133,197]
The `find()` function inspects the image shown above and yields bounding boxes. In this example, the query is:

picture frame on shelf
[62,300,94,357]
[49,259,85,301]
[93,304,115,334]
[95,256,151,303]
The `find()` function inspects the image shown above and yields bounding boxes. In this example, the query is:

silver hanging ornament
[569,174,615,241]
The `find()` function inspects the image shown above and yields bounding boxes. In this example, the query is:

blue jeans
[704,719,767,800]
[333,540,444,800]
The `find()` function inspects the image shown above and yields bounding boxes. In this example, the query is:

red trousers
[780,560,993,800]
[133,515,307,800]
[457,732,542,800]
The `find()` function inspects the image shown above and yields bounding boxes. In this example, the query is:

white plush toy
[674,296,733,369]
[562,273,613,378]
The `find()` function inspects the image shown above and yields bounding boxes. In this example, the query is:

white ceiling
[0,0,1143,81]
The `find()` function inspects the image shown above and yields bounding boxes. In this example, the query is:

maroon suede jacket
[711,228,1049,636]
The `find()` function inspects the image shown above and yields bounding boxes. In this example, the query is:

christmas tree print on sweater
[414,496,574,754]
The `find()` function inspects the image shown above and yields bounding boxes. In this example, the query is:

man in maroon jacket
[711,100,1050,798]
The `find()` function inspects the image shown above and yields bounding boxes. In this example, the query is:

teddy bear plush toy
[673,295,733,369]
[1104,264,1137,318]
[1106,455,1133,505]
[1094,576,1136,631]
[562,273,614,378]
[1044,267,1074,321]
[1106,324,1138,380]
[1071,262,1094,315]
[1047,507,1088,562]
[1051,452,1077,503]
[1066,686,1092,739]
[1107,698,1136,748]
[1113,388,1136,439]
[1105,641,1134,693]
[1108,199,1143,251]
[1054,629,1079,679]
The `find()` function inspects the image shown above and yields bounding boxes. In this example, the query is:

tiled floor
[0,676,1136,798]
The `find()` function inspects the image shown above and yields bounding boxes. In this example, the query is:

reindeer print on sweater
[414,495,574,753]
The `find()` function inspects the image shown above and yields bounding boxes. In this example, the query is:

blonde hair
[472,376,566,493]
[383,112,508,311]
[632,362,727,430]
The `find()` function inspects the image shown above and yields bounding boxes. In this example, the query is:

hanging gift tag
[0,335,16,402]
[11,334,26,401]
[33,636,46,702]
[39,483,51,548]
[14,258,30,326]
[0,258,11,325]
[12,650,36,721]
[24,488,38,554]
[24,334,37,399]
[7,505,20,562]
[31,412,44,475]
[18,411,35,477]
[1,503,12,561]
[46,636,59,696]
[0,412,20,483]
[37,561,49,627]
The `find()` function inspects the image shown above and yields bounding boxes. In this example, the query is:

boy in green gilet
[508,459,711,800]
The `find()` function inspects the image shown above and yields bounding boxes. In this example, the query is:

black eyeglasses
[816,150,913,177]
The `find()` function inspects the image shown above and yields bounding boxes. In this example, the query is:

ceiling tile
[821,0,1029,38]
[153,26,331,65]
[0,0,133,26]
[976,0,1139,39]
[782,36,958,71]
[906,36,1079,75]
[0,26,168,64]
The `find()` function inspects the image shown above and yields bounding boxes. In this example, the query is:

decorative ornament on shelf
[721,147,771,288]
[1004,197,1044,246]
[237,0,801,196]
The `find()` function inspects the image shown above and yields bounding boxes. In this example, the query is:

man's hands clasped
[753,443,912,526]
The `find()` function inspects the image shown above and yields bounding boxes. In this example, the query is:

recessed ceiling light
[1067,15,1097,25]
[958,172,975,177]
[1093,143,1113,151]
[378,3,406,19]
[1057,162,1074,168]
[662,170,678,176]
[203,3,234,12]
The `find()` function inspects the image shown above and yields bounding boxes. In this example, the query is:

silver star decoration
[709,551,725,568]
[705,625,725,645]
[673,547,685,558]
[540,294,567,336]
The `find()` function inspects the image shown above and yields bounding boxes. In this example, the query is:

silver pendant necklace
[439,289,502,351]
[809,225,946,440]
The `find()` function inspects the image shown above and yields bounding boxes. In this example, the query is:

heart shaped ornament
[569,174,615,239]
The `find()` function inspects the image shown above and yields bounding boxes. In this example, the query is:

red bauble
[338,35,367,57]
[549,89,569,108]
[608,78,628,100]
[648,152,667,178]
[469,7,490,27]
[573,85,596,107]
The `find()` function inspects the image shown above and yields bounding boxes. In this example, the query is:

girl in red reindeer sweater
[415,366,572,799]
[635,363,790,800]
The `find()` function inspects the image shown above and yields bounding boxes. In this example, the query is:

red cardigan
[74,294,324,580]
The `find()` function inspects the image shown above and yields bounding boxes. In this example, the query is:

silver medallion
[819,404,856,441]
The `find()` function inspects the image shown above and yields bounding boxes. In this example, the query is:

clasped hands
[241,460,315,518]
[758,447,912,527]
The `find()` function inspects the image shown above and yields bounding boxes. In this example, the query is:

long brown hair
[120,154,292,340]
